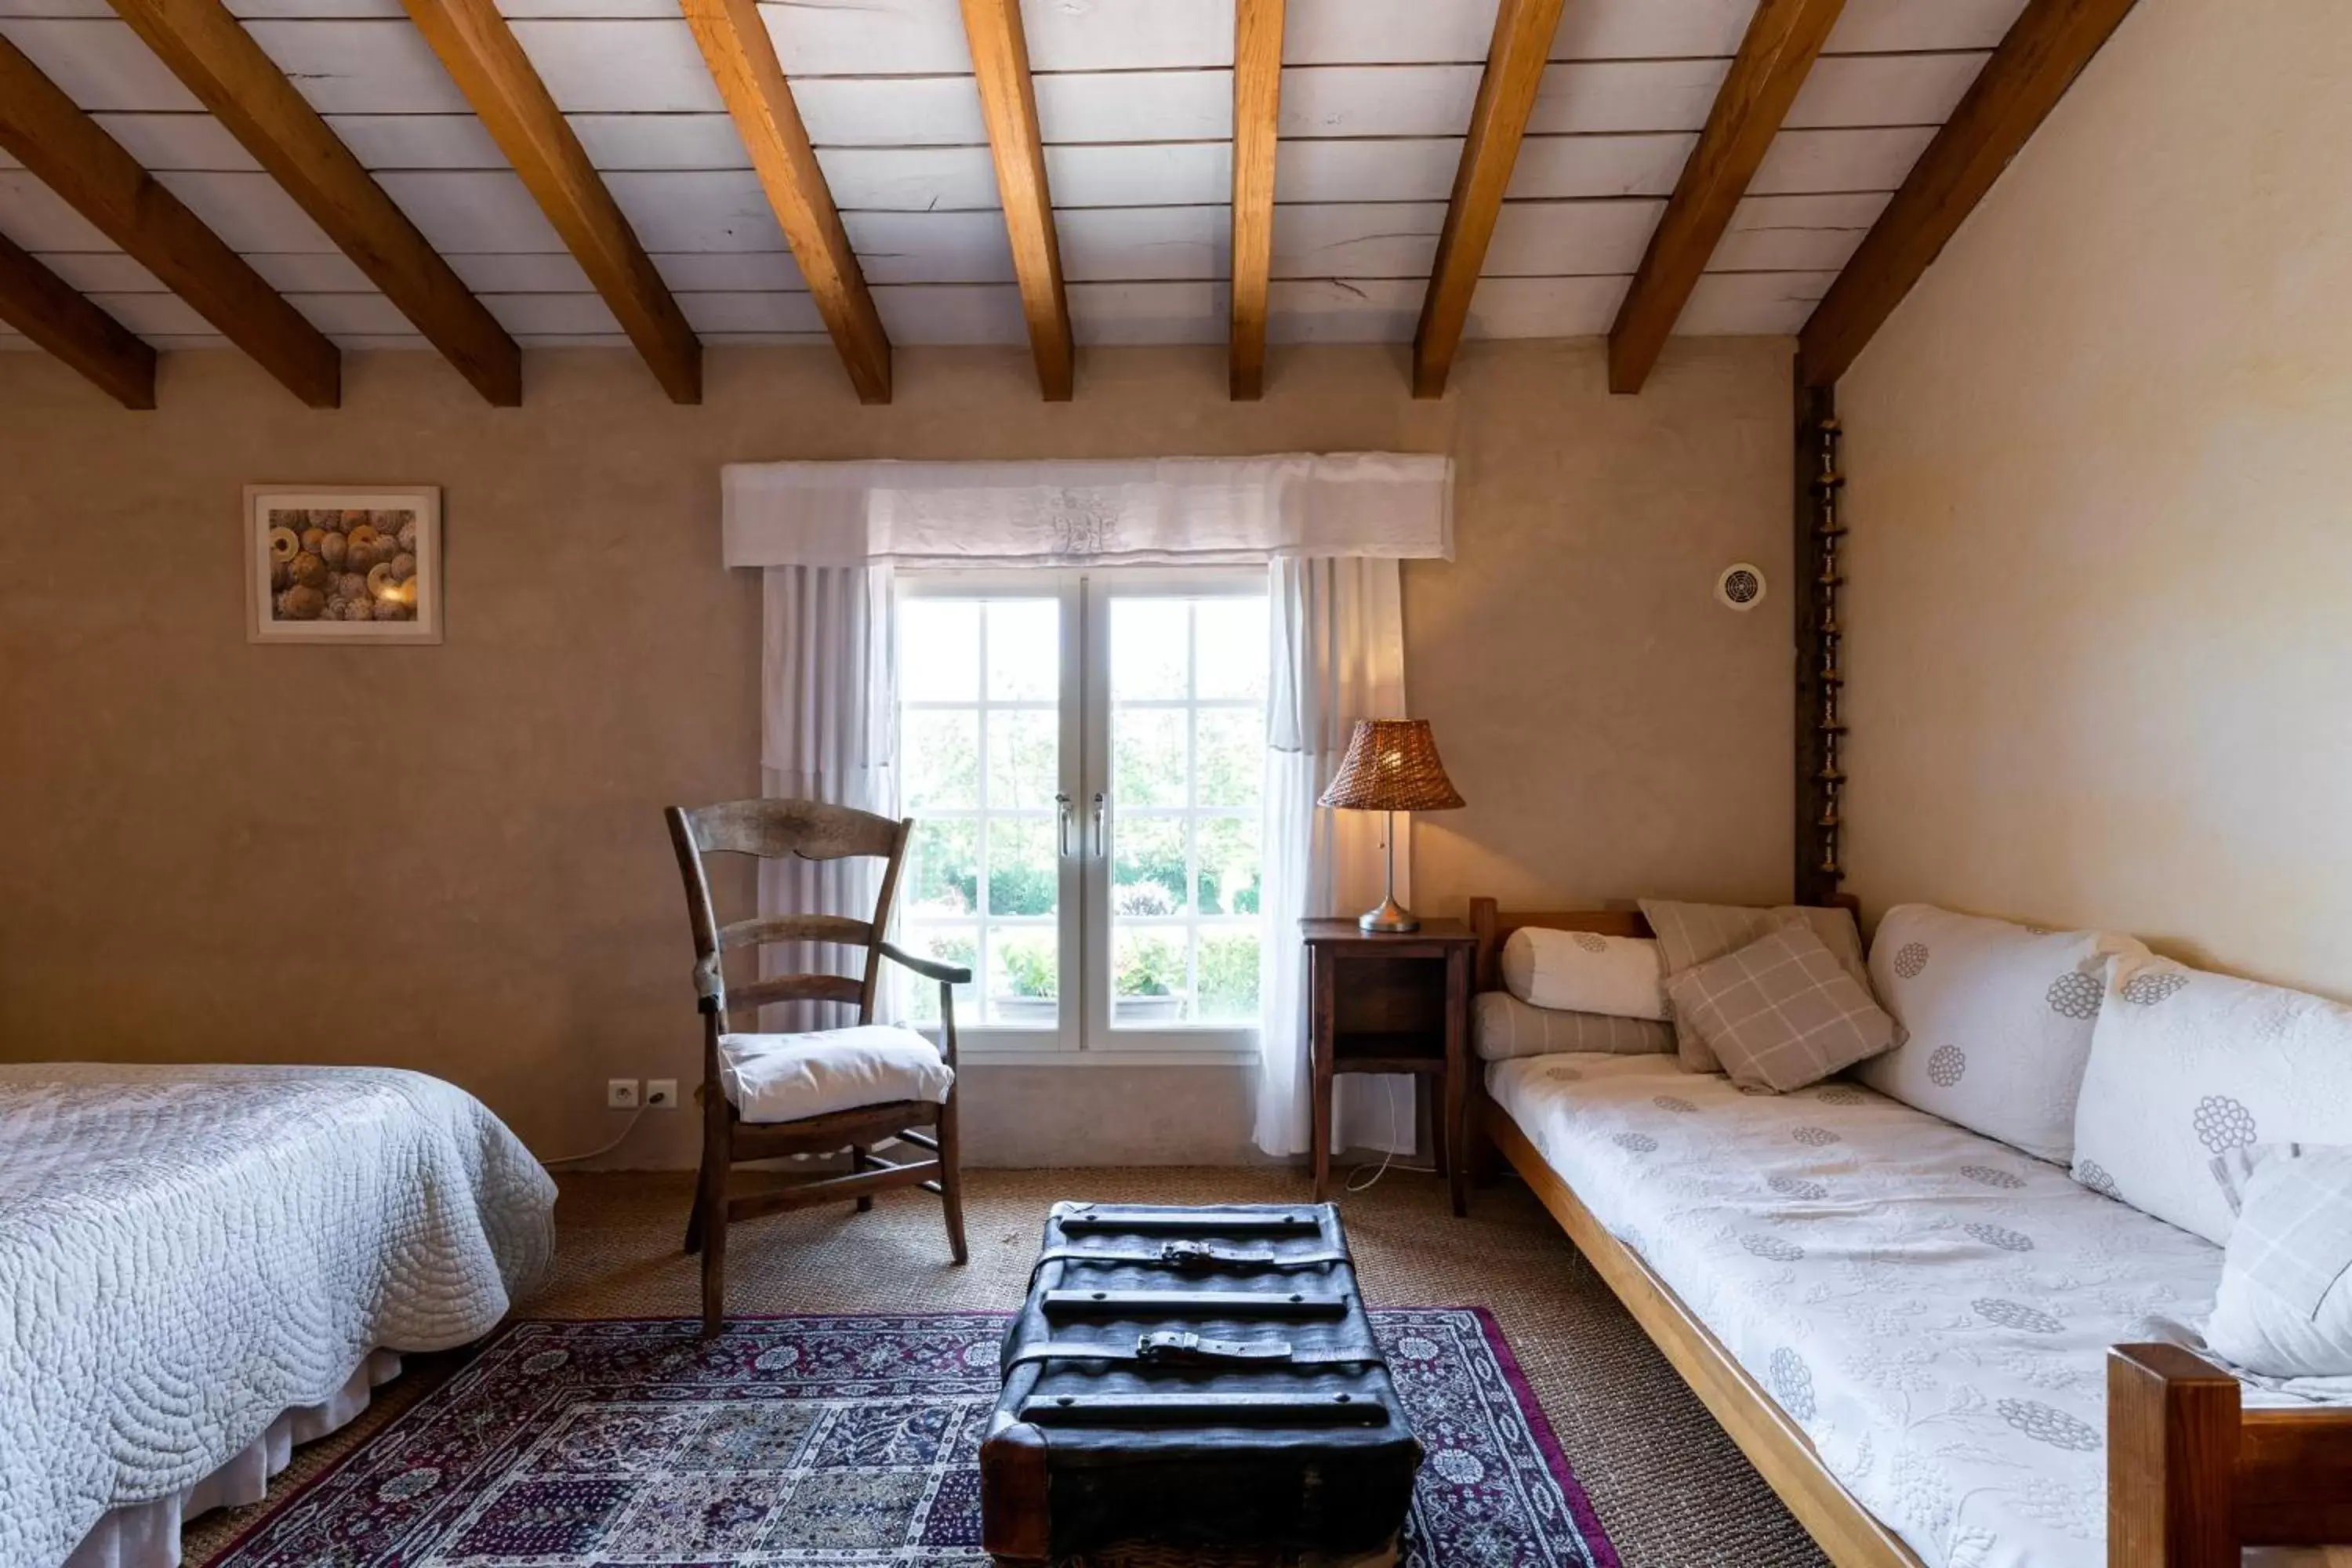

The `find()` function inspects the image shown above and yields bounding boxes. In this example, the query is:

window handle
[1055,792,1073,858]
[1091,792,1108,858]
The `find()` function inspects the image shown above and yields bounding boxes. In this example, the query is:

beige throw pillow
[1472,991,1675,1061]
[1664,926,1897,1092]
[1640,898,1870,1073]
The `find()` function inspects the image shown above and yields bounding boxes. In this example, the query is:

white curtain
[1254,557,1414,1158]
[757,564,899,1030]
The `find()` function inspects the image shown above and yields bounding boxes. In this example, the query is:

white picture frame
[246,485,442,645]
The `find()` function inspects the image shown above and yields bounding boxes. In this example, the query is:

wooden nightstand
[1301,917,1477,1215]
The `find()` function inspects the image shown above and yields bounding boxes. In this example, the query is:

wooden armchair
[666,798,971,1338]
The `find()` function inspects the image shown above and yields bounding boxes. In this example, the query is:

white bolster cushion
[717,1024,953,1124]
[1501,927,1667,1019]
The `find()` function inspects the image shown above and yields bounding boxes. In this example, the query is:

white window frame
[896,567,1265,1066]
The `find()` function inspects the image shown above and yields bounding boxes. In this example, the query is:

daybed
[1467,900,2352,1568]
[0,1062,556,1568]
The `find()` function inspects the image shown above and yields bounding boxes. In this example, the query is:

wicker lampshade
[1317,720,1465,814]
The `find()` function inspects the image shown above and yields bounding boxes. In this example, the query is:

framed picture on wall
[245,485,441,645]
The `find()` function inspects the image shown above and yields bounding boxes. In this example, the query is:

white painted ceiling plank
[88,289,212,333]
[508,18,723,112]
[150,169,340,251]
[0,17,204,109]
[26,249,162,290]
[870,281,1026,344]
[1709,191,1887,272]
[444,250,594,291]
[1828,0,2027,53]
[480,290,623,332]
[87,113,260,171]
[1022,0,1230,72]
[814,145,997,212]
[1266,277,1419,342]
[1047,142,1229,209]
[1058,204,1225,281]
[1270,201,1443,280]
[1070,279,1223,344]
[240,20,473,113]
[1531,59,1733,135]
[1550,0,1754,64]
[603,169,796,253]
[325,114,505,169]
[1466,274,1630,337]
[1485,198,1666,276]
[1276,139,1459,205]
[761,0,971,78]
[569,113,749,171]
[701,332,830,343]
[286,290,412,332]
[0,170,120,249]
[793,77,985,148]
[1787,52,1987,130]
[1282,0,1497,66]
[0,0,115,18]
[227,0,403,18]
[248,250,379,289]
[375,169,571,251]
[1748,125,1937,196]
[330,334,431,347]
[1679,268,1837,334]
[645,250,797,290]
[675,289,821,332]
[842,209,1013,284]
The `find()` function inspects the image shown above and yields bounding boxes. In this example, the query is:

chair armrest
[880,942,971,985]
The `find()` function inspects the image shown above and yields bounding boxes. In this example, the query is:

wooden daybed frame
[1465,898,2352,1568]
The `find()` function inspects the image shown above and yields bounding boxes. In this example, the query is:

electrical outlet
[645,1079,679,1110]
[606,1079,640,1110]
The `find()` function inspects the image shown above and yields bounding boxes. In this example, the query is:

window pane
[1113,927,1190,1024]
[1197,927,1261,1022]
[1196,598,1268,701]
[985,818,1058,918]
[986,928,1058,1026]
[902,601,978,702]
[1114,707,1186,808]
[905,819,978,918]
[986,708,1058,811]
[903,926,976,1025]
[1112,598,1187,700]
[903,710,979,810]
[986,599,1058,702]
[1195,708,1260,809]
[1113,815,1187,916]
[1196,815,1260,916]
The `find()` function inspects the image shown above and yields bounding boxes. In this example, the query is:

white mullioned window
[895,569,1268,1062]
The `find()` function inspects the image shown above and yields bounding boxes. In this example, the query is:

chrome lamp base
[1356,810,1418,931]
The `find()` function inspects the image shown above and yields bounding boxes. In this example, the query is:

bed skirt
[63,1349,405,1568]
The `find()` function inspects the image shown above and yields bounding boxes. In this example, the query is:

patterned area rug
[210,1311,1617,1567]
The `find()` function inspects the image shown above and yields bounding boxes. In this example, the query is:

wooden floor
[186,1166,1831,1568]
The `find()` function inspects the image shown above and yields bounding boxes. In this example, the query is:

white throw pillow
[2204,1145,2352,1378]
[1501,927,1667,1019]
[2071,956,2352,1245]
[718,1024,953,1124]
[1860,904,2146,1164]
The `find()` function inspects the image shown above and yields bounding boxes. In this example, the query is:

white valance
[720,454,1453,568]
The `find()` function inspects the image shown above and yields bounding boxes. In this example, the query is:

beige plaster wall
[1840,0,2352,996]
[0,339,1793,1166]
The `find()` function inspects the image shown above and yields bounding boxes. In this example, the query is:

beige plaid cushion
[1665,925,1897,1092]
[1640,899,1869,1073]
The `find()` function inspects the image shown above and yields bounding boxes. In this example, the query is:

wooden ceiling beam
[1410,0,1565,400]
[960,0,1073,401]
[0,38,339,407]
[1227,0,1283,401]
[108,0,521,405]
[1608,0,1846,394]
[683,0,888,403]
[1798,0,2142,387]
[0,228,156,408]
[401,0,701,404]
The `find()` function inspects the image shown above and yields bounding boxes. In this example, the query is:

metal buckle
[1160,1240,1214,1272]
[1135,1330,1200,1363]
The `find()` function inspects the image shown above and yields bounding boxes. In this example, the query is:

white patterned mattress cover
[1486,1052,2351,1568]
[0,1063,557,1568]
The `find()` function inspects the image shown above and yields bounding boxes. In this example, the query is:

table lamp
[1318,719,1465,933]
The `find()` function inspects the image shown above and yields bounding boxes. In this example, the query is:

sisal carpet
[183,1169,1827,1568]
[204,1310,1611,1566]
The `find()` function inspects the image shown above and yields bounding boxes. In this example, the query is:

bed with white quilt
[0,1063,557,1568]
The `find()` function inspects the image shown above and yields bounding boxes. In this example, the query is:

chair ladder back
[858,818,913,1023]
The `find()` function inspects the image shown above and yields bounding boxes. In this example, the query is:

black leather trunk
[981,1201,1422,1566]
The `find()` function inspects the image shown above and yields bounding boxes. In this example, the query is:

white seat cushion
[717,1025,953,1123]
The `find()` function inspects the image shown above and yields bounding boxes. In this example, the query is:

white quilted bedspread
[1487,1052,2350,1568]
[0,1064,557,1568]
